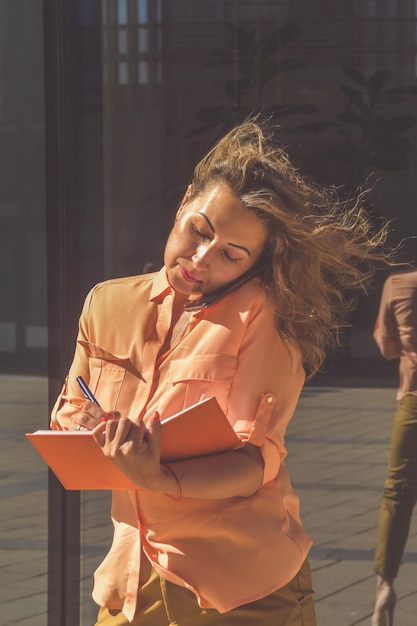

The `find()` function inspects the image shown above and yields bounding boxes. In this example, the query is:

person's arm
[373,278,402,360]
[373,316,401,360]
[92,413,264,499]
[51,288,97,430]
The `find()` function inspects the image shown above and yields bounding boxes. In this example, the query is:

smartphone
[184,264,263,312]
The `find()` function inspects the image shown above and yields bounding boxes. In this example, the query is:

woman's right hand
[90,411,174,493]
[70,401,120,431]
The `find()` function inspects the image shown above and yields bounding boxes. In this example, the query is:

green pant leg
[374,395,417,579]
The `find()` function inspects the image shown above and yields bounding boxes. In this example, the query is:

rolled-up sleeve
[225,291,305,485]
[50,288,96,429]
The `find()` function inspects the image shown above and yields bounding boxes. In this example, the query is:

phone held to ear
[184,264,263,312]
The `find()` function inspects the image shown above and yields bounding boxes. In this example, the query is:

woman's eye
[192,223,209,239]
[222,249,239,263]
[191,222,239,262]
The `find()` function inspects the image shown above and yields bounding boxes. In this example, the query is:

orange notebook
[26,397,240,491]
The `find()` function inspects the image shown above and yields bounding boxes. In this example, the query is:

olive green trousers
[94,558,316,626]
[374,394,417,580]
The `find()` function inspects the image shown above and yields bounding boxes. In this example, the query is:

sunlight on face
[164,183,267,299]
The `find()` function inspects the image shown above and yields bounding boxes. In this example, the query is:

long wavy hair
[189,118,392,377]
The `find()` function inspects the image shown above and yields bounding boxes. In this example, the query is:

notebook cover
[26,397,240,490]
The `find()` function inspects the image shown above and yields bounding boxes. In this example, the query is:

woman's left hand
[91,411,173,492]
[92,412,264,499]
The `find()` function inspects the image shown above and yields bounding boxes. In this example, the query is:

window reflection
[102,0,162,88]
[137,0,148,24]
[117,0,128,25]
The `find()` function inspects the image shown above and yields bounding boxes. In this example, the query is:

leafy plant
[295,67,417,188]
[186,21,316,140]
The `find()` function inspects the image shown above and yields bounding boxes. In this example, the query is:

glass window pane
[367,0,378,17]
[137,0,148,24]
[138,60,149,84]
[138,28,148,53]
[387,0,397,17]
[117,0,128,25]
[118,28,128,54]
[118,60,129,84]
[156,0,162,23]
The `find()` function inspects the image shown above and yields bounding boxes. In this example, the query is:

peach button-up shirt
[374,270,417,400]
[51,268,312,622]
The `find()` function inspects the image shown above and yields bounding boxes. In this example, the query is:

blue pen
[76,376,102,408]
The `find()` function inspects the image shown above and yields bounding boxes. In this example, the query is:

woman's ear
[176,184,193,220]
[181,184,192,206]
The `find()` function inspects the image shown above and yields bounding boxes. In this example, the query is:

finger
[137,419,148,439]
[73,410,96,431]
[101,410,121,422]
[78,405,120,430]
[75,401,105,430]
[119,420,148,450]
[83,400,105,419]
[105,417,133,449]
[91,416,121,445]
[148,411,160,432]
[145,411,162,454]
[70,415,84,431]
[91,419,107,446]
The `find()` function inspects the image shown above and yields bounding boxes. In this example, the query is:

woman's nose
[192,242,210,266]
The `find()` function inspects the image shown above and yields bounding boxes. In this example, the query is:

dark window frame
[43,1,104,623]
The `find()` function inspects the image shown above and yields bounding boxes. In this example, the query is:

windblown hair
[189,119,391,377]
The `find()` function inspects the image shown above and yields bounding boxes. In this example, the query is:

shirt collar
[149,267,219,323]
[149,266,209,320]
[150,267,172,303]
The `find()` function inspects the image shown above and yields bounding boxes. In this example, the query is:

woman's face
[164,183,267,298]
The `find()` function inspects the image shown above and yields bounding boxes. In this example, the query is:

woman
[371,270,417,626]
[51,119,388,625]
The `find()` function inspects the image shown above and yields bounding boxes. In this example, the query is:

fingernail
[101,416,109,422]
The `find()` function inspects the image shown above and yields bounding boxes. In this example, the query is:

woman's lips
[179,265,202,284]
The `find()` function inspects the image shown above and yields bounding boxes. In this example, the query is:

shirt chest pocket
[167,354,237,410]
[80,339,143,415]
